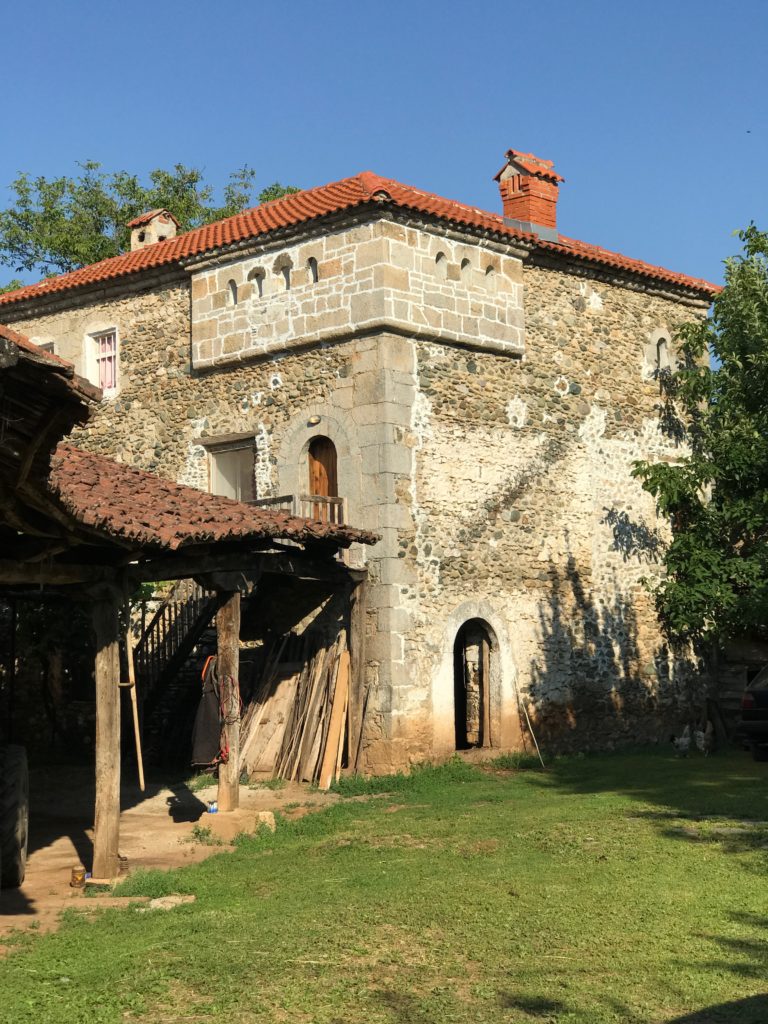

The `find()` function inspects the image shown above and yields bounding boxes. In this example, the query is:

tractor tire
[1,745,29,888]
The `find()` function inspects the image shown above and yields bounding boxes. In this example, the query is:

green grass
[2,750,768,1022]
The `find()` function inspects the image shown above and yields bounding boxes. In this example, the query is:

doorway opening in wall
[453,619,493,750]
[306,435,342,523]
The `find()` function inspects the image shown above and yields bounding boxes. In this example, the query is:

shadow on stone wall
[523,552,695,753]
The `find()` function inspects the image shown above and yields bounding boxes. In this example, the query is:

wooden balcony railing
[251,494,348,526]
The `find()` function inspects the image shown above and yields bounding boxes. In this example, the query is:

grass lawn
[1,750,767,1023]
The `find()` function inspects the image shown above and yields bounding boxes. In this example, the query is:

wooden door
[308,436,338,522]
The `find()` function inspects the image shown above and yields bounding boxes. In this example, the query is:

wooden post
[92,593,121,880]
[216,590,241,812]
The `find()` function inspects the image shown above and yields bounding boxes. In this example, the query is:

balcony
[251,494,348,526]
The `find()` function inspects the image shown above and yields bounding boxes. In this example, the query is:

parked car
[739,667,768,761]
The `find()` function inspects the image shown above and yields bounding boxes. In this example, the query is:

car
[739,666,768,761]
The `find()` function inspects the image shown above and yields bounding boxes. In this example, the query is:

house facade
[0,149,717,771]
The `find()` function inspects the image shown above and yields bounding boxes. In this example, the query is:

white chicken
[695,720,715,757]
[671,724,691,756]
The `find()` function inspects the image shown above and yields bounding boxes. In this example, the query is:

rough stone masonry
[0,151,716,770]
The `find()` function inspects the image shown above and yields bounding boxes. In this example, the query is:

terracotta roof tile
[49,444,378,552]
[0,322,102,402]
[0,171,719,305]
[126,208,180,228]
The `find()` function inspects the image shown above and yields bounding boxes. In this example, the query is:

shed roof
[49,443,377,552]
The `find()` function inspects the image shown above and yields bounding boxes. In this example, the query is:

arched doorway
[307,435,338,522]
[453,619,493,750]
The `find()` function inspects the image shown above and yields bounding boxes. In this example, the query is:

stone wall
[190,217,525,368]
[6,216,711,769]
[384,264,708,764]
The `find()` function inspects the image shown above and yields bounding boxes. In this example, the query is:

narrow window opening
[460,257,471,282]
[227,279,238,306]
[137,231,146,243]
[308,256,319,283]
[656,337,669,371]
[248,268,265,298]
[435,252,448,280]
[281,266,291,291]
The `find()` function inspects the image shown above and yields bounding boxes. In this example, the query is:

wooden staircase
[133,580,220,765]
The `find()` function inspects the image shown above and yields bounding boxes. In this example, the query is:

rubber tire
[750,743,768,763]
[1,745,29,888]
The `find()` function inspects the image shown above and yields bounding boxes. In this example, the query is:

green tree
[633,226,768,646]
[0,162,299,283]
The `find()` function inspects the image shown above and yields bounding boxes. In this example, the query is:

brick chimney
[494,149,563,241]
[127,209,179,251]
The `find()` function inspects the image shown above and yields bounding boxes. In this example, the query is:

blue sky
[2,0,766,286]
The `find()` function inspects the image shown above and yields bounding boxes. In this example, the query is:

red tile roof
[0,171,718,304]
[0,322,102,402]
[49,444,378,552]
[126,208,180,228]
[495,149,565,184]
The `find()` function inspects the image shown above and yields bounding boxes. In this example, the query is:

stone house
[0,148,717,771]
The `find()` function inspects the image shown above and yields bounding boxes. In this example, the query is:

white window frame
[86,328,120,395]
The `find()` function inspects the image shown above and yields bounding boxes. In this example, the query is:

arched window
[307,435,339,523]
[307,256,319,284]
[272,255,293,292]
[484,264,497,292]
[435,252,448,280]
[227,279,238,306]
[453,619,494,750]
[248,268,265,298]
[656,336,670,372]
[460,257,471,282]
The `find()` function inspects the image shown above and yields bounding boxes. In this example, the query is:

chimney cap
[126,208,180,229]
[494,149,564,185]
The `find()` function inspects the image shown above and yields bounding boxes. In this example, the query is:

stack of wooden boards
[238,630,350,790]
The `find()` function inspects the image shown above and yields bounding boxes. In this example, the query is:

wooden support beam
[0,560,115,586]
[131,549,356,586]
[216,590,241,812]
[92,593,122,880]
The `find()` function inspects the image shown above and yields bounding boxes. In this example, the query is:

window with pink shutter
[93,331,118,391]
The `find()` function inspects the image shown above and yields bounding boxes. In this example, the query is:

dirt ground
[0,765,342,947]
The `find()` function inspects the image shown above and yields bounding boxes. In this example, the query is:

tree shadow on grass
[528,747,765,827]
[665,996,768,1023]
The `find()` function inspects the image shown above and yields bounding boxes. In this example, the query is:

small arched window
[460,257,471,282]
[435,252,448,280]
[656,337,670,372]
[248,268,265,298]
[484,264,497,291]
[227,279,238,306]
[273,255,293,291]
[307,256,319,284]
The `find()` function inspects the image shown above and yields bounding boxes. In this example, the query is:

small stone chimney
[127,209,179,251]
[494,149,563,241]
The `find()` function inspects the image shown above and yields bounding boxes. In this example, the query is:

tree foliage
[633,226,768,646]
[0,162,299,282]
